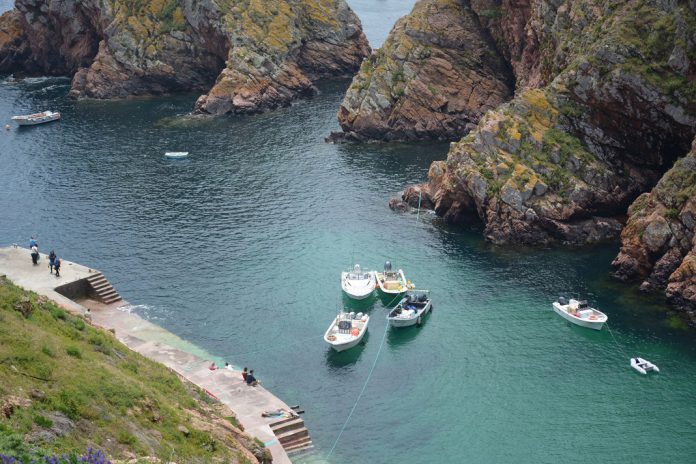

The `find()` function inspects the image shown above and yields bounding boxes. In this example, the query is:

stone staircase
[269,415,313,455]
[87,272,122,305]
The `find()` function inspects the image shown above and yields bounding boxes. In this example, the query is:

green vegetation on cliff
[0,277,267,463]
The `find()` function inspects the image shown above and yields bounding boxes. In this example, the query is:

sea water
[1,1,696,463]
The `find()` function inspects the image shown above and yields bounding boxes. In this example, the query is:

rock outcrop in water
[612,139,696,323]
[0,0,369,114]
[330,0,513,142]
[376,0,696,247]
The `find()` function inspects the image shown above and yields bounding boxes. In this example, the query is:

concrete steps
[87,272,122,304]
[269,415,313,454]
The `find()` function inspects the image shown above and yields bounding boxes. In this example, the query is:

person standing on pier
[29,236,38,249]
[30,245,39,265]
[54,256,61,277]
[48,250,56,274]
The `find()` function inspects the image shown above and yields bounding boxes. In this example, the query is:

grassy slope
[0,277,267,463]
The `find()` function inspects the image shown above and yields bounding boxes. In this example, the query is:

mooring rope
[326,292,402,460]
[326,321,389,460]
[605,322,630,360]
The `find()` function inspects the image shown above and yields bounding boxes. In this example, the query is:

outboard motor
[558,296,568,305]
[354,264,361,274]
[417,293,428,302]
[384,261,392,272]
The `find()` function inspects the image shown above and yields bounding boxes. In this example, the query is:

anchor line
[326,320,389,460]
[605,322,630,360]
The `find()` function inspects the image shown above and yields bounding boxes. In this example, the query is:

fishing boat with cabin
[341,264,376,300]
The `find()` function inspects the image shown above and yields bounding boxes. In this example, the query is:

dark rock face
[333,0,514,142]
[0,0,370,114]
[613,141,696,322]
[387,0,696,246]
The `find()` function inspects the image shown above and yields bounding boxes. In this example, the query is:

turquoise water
[2,2,696,463]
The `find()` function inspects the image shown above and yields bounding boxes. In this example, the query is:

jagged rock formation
[613,140,696,322]
[385,0,696,246]
[0,0,369,114]
[331,0,514,142]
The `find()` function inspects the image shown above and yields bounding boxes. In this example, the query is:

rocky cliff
[612,140,696,323]
[332,0,513,142]
[377,0,696,247]
[0,0,369,114]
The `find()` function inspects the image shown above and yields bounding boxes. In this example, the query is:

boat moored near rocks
[11,110,61,126]
[552,297,608,330]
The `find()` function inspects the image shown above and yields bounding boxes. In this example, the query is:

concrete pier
[0,246,311,463]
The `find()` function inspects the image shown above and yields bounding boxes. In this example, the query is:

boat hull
[324,314,369,352]
[13,113,61,126]
[327,336,364,352]
[552,302,605,330]
[342,288,373,300]
[376,269,410,295]
[165,152,189,158]
[341,271,376,300]
[388,301,432,327]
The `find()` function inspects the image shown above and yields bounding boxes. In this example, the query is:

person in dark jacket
[54,256,61,277]
[246,369,258,386]
[48,250,56,274]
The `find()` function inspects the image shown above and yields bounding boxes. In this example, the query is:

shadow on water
[324,331,370,368]
[378,291,404,308]
[342,293,377,312]
[386,318,431,349]
[335,141,449,186]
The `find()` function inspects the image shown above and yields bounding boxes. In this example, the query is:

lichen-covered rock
[399,0,696,245]
[332,0,514,142]
[612,140,696,321]
[0,0,369,114]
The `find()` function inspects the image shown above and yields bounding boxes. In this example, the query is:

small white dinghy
[552,297,607,330]
[324,311,369,352]
[375,261,413,295]
[387,291,432,328]
[631,357,659,375]
[165,151,189,158]
[12,110,61,126]
[341,264,376,300]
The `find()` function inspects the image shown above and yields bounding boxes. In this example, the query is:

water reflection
[342,293,377,312]
[324,331,370,368]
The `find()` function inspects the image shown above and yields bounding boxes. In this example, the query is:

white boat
[341,264,376,300]
[387,291,432,327]
[375,261,413,295]
[165,151,189,158]
[631,357,659,375]
[11,110,61,126]
[552,297,607,330]
[324,311,369,352]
